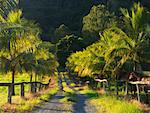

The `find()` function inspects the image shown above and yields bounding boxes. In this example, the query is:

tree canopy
[66,3,150,79]
[82,4,117,44]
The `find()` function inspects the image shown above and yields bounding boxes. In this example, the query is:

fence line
[0,81,51,104]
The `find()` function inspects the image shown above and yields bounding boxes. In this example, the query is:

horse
[129,72,150,83]
[117,71,149,94]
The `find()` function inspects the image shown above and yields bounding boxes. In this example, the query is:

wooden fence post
[31,82,36,93]
[32,83,37,93]
[31,82,34,93]
[21,83,25,98]
[125,82,128,95]
[35,83,37,93]
[103,82,105,91]
[8,85,12,104]
[136,84,140,102]
[39,83,42,91]
[144,87,149,104]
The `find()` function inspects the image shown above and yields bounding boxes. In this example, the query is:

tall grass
[0,72,58,112]
[0,73,31,105]
[83,89,144,113]
[90,95,143,113]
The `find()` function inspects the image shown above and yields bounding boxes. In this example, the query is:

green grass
[0,88,58,113]
[62,81,74,93]
[59,76,78,103]
[15,88,58,112]
[59,92,77,103]
[0,72,58,113]
[80,89,144,113]
[90,95,143,113]
[0,73,31,106]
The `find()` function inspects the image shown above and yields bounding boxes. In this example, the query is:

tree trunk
[30,74,33,82]
[30,73,33,93]
[11,68,15,95]
[34,74,37,93]
[35,74,37,82]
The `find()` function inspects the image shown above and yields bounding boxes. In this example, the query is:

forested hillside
[19,0,150,41]
[18,0,150,70]
[19,0,93,41]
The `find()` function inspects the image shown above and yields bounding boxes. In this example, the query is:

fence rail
[0,81,51,104]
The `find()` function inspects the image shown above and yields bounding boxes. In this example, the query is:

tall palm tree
[120,2,149,71]
[100,3,149,76]
[0,5,41,95]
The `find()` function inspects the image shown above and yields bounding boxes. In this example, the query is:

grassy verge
[1,88,58,113]
[79,87,144,113]
[0,73,58,113]
[90,95,143,113]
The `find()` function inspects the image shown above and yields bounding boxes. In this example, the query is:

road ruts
[30,74,98,113]
[30,92,73,113]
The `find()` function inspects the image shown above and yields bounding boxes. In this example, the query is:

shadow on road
[72,94,87,113]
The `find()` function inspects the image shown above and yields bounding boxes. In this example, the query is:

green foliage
[66,42,105,77]
[21,42,59,77]
[57,34,83,52]
[67,3,150,79]
[0,0,18,16]
[120,2,150,70]
[121,2,146,38]
[53,24,72,43]
[0,9,41,73]
[16,0,150,42]
[57,34,84,68]
[0,10,40,71]
[39,41,56,54]
[82,4,117,44]
[0,1,59,89]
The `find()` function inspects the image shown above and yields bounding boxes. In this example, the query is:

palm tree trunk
[35,74,37,82]
[11,67,15,95]
[30,74,33,82]
[30,73,33,93]
[34,74,37,93]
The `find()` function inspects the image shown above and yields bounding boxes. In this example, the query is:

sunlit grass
[1,88,58,113]
[62,81,74,93]
[90,95,143,113]
[59,77,77,104]
[70,83,76,87]
[59,92,78,103]
[0,73,58,113]
[0,73,31,106]
[80,88,144,113]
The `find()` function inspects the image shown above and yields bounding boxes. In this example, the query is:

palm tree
[120,2,149,71]
[100,3,149,75]
[0,7,41,95]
